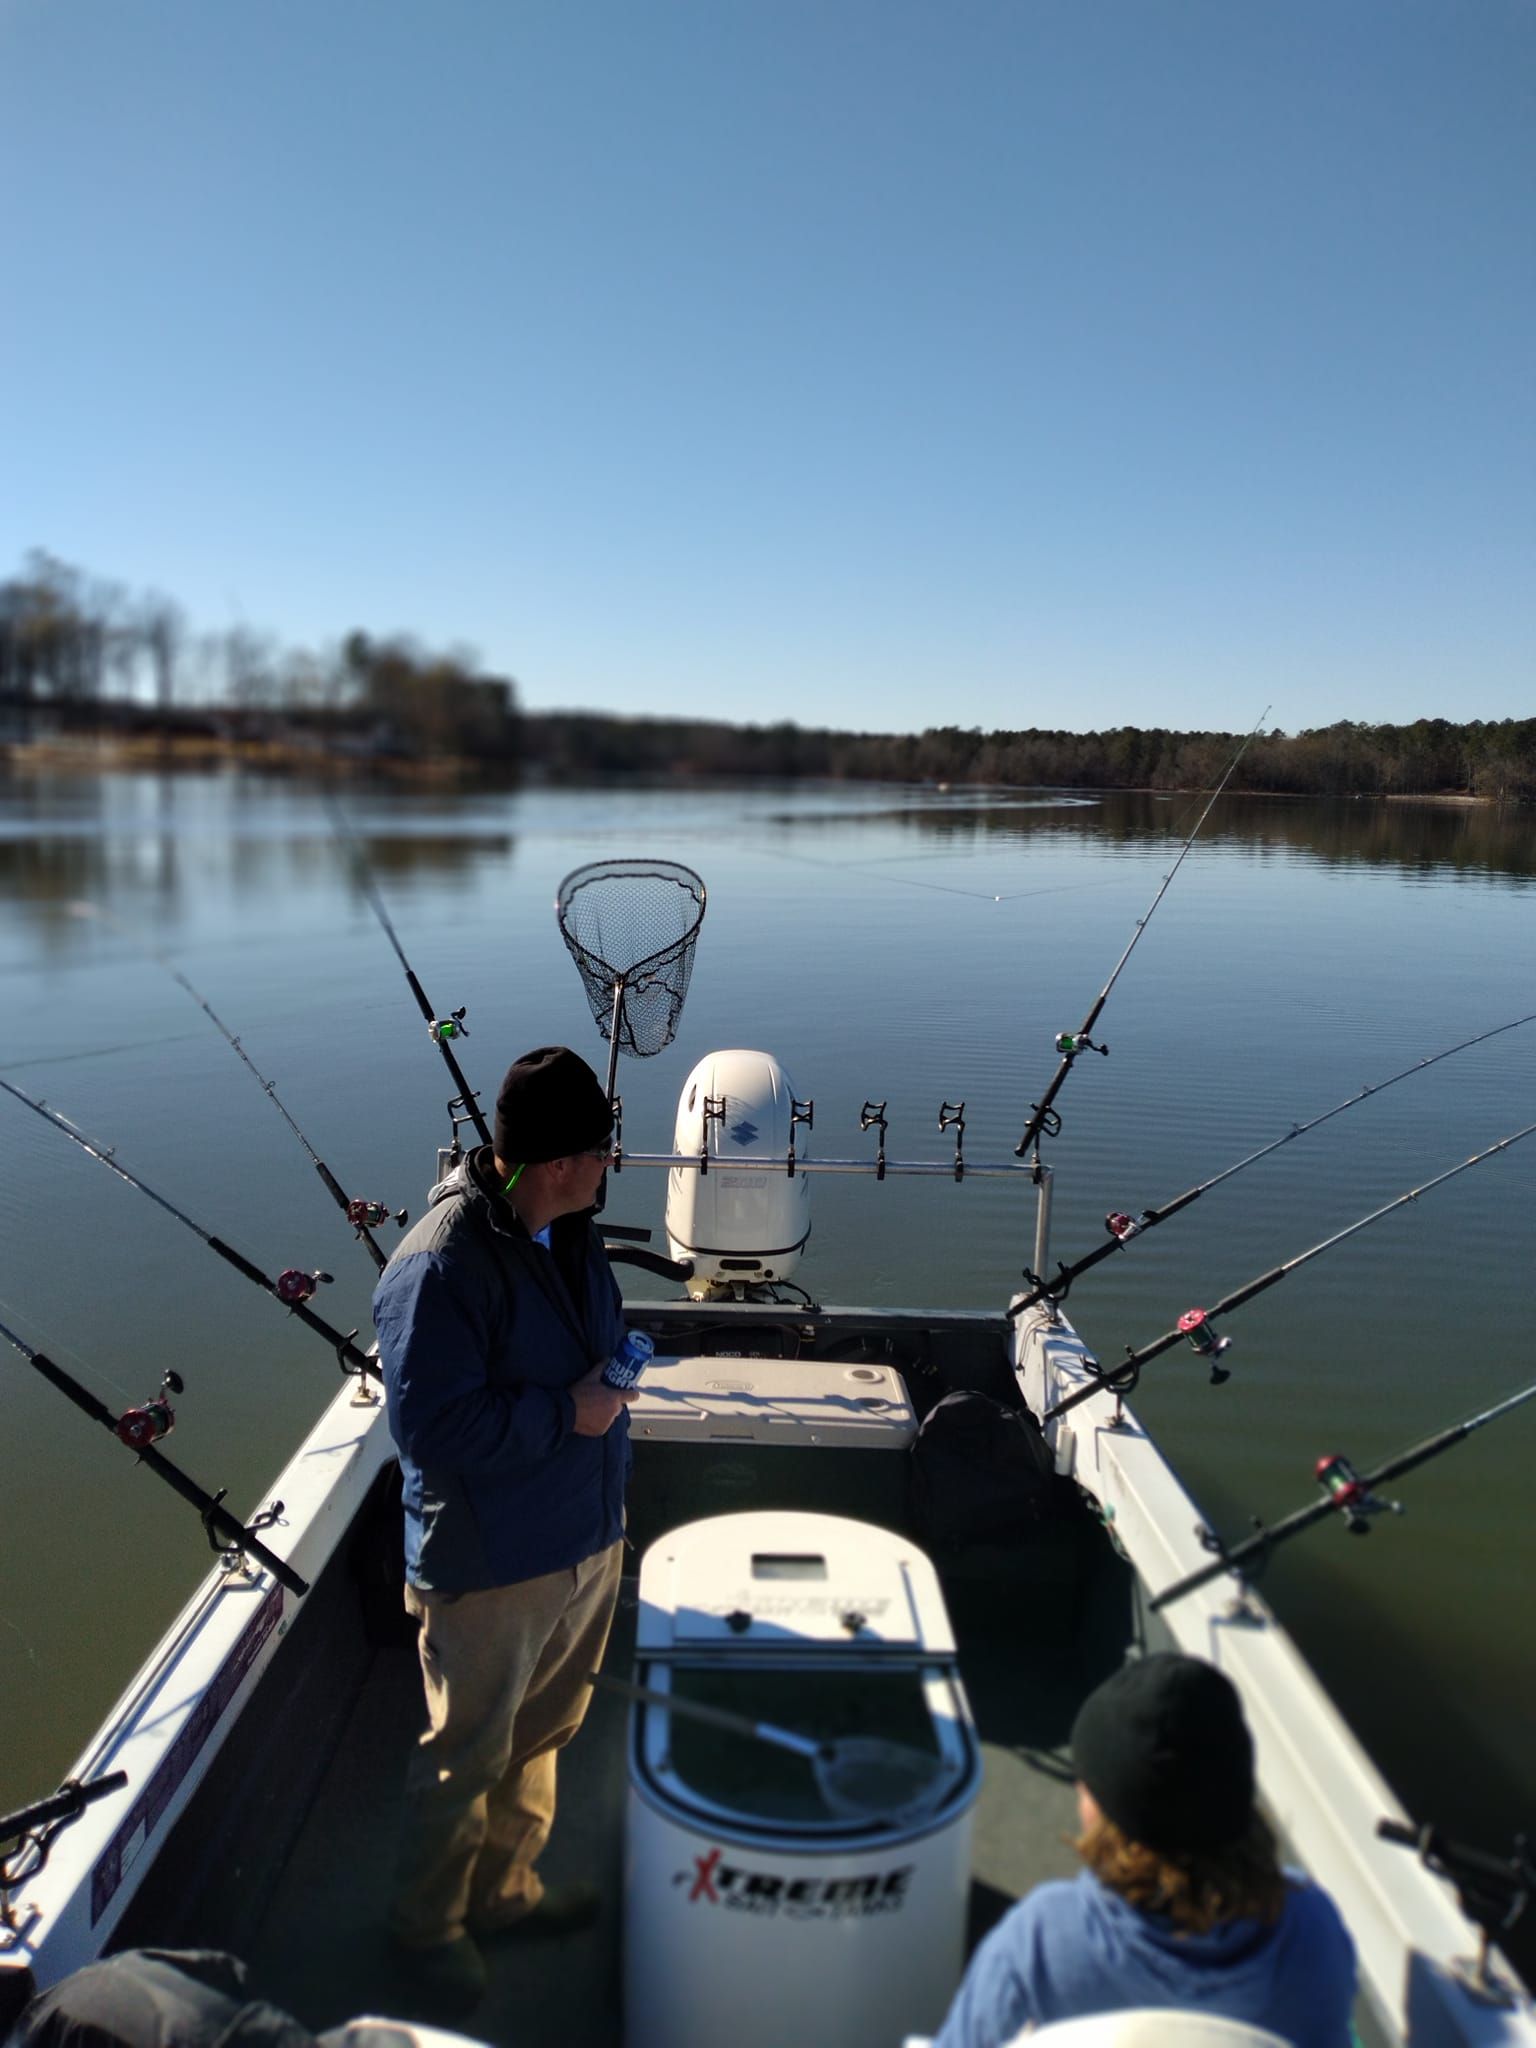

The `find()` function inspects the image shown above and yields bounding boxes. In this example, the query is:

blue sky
[3,1,1531,736]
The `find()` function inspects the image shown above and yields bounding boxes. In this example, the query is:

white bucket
[621,1511,981,2048]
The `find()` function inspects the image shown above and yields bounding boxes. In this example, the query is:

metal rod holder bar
[613,1151,1039,1178]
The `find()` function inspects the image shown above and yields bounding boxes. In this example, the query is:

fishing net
[811,1737,952,1825]
[556,860,706,1059]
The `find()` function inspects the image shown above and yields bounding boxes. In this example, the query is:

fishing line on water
[0,1291,142,1407]
[0,1030,210,1075]
[0,1608,43,1671]
[739,841,1130,905]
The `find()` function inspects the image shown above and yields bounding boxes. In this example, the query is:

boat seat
[904,2021,1288,2048]
[1013,2013,1289,2046]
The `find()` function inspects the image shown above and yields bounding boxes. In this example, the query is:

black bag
[909,1389,1057,1549]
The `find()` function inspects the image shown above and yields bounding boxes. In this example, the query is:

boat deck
[84,1298,1427,2044]
[239,1569,1117,2044]
[104,1305,1141,2043]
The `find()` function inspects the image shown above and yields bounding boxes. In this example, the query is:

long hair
[1075,1807,1287,1934]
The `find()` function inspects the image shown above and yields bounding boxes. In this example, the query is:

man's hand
[570,1362,636,1437]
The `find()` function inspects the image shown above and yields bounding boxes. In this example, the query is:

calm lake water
[2,770,1532,1954]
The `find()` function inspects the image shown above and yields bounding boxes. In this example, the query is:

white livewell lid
[634,1509,957,1657]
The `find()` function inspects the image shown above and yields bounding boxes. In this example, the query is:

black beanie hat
[493,1046,612,1166]
[1070,1653,1254,1855]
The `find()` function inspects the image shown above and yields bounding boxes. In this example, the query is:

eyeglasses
[580,1142,614,1161]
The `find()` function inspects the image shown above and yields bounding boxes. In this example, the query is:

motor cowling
[665,1050,811,1299]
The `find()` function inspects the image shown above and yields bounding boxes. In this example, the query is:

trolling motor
[115,1370,184,1450]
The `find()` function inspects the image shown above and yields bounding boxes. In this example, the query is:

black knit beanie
[1070,1653,1254,1855]
[493,1046,612,1166]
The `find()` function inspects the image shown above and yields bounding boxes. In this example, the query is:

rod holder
[860,1100,888,1181]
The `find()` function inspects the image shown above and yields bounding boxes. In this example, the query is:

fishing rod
[1042,1120,1536,1423]
[68,902,406,1271]
[1014,708,1269,1162]
[1376,1817,1532,2001]
[2,1770,129,1920]
[1150,1376,1536,1611]
[327,801,492,1154]
[0,1078,378,1382]
[1014,1009,1536,1314]
[1,1773,128,1857]
[0,1315,309,1596]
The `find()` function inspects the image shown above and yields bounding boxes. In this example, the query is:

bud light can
[602,1329,653,1390]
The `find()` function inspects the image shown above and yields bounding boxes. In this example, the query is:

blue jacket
[372,1152,629,1592]
[935,1868,1355,2048]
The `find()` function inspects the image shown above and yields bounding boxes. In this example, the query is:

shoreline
[0,736,1510,805]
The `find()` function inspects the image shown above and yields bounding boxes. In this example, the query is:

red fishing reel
[115,1370,185,1449]
[276,1268,333,1306]
[1105,1211,1144,1241]
[1315,1452,1400,1533]
[346,1197,408,1230]
[1178,1307,1230,1357]
[1178,1307,1233,1385]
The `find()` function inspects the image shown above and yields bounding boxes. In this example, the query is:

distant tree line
[2,550,1532,798]
[529,711,1536,799]
[0,551,519,764]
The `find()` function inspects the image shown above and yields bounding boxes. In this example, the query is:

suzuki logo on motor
[673,1853,915,1918]
[729,1119,759,1145]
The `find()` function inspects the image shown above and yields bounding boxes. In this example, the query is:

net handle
[589,1671,950,1820]
[604,978,625,1106]
[590,1670,823,1759]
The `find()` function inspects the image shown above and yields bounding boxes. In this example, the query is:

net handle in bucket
[555,860,707,1104]
[590,1671,951,1825]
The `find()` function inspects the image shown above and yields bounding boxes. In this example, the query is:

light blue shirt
[936,1868,1355,2048]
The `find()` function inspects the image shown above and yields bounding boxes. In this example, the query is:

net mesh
[818,1740,949,1821]
[556,860,706,1058]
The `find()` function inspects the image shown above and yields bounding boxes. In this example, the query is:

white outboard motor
[665,1050,811,1299]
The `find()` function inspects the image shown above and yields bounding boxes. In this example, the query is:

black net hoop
[556,860,706,1060]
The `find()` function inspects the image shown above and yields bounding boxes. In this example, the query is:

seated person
[4,1947,482,2048]
[935,1654,1355,2048]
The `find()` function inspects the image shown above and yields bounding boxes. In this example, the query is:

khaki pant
[390,1541,623,1948]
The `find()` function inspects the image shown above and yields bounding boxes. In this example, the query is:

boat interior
[104,1301,1162,2046]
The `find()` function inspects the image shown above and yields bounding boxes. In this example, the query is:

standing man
[373,1045,634,2012]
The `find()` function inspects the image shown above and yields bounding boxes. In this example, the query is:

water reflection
[0,777,517,943]
[770,790,1536,881]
